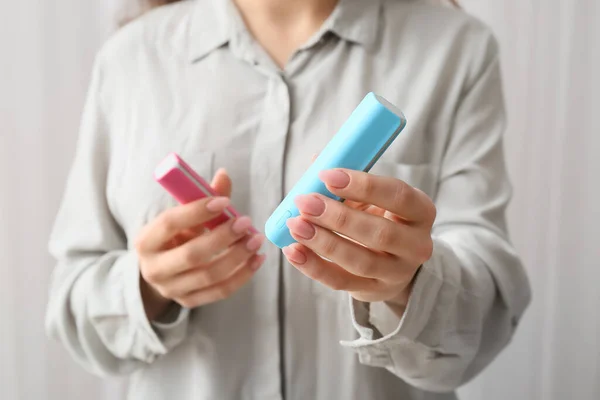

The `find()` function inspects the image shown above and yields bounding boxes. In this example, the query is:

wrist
[385,289,410,318]
[384,265,422,317]
[139,274,173,321]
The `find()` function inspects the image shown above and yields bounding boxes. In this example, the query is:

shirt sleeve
[341,32,531,392]
[44,53,190,377]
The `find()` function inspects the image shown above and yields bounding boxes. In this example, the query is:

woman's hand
[135,169,265,321]
[282,169,436,316]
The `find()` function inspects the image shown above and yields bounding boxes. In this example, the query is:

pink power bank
[154,152,257,233]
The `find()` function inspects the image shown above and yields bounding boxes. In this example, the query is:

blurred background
[1,0,598,399]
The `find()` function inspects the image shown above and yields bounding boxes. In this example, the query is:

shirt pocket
[310,162,438,301]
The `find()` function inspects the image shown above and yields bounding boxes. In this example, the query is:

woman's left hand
[282,168,436,314]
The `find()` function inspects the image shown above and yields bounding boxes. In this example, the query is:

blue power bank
[265,92,407,248]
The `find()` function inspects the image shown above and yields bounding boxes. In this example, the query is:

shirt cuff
[123,252,190,362]
[151,303,191,349]
[340,238,447,354]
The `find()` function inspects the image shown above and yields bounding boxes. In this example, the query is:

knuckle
[198,270,216,287]
[354,258,376,277]
[232,248,253,267]
[334,207,349,231]
[159,213,177,234]
[204,231,225,252]
[216,286,232,300]
[181,247,201,266]
[321,235,338,256]
[309,265,325,283]
[360,175,376,198]
[156,285,174,300]
[419,239,434,263]
[392,180,408,209]
[140,264,160,283]
[426,203,437,224]
[374,223,395,248]
[303,261,322,281]
[178,298,196,309]
[415,188,436,224]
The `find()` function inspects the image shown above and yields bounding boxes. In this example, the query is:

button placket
[251,74,291,211]
[248,71,291,400]
[228,21,292,398]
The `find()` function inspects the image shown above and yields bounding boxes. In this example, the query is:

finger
[163,234,264,297]
[136,196,232,252]
[179,227,205,242]
[212,168,232,198]
[344,200,386,217]
[151,216,255,279]
[177,254,265,308]
[168,227,207,248]
[286,217,407,282]
[282,243,379,292]
[344,199,372,212]
[294,194,415,254]
[207,232,264,270]
[318,169,436,224]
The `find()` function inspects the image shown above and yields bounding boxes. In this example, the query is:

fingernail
[232,216,253,234]
[286,218,315,240]
[295,194,325,216]
[283,246,307,265]
[206,197,230,212]
[250,254,266,271]
[319,170,350,188]
[246,234,265,252]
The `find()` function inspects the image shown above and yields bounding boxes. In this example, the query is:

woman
[46,0,531,399]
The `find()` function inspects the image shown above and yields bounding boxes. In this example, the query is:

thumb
[211,168,232,197]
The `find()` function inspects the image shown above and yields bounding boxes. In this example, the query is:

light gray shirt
[45,0,531,399]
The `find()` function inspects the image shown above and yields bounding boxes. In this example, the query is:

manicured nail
[232,216,253,234]
[283,246,307,265]
[250,254,266,271]
[246,234,265,252]
[206,197,230,212]
[295,194,325,216]
[286,218,316,240]
[319,169,350,188]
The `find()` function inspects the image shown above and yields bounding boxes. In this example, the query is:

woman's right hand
[135,171,265,321]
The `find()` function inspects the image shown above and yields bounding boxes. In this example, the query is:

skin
[137,169,265,320]
[283,169,436,317]
[234,0,339,67]
[137,0,436,320]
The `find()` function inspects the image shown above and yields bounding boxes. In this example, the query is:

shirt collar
[187,0,231,63]
[328,0,382,48]
[187,0,382,63]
